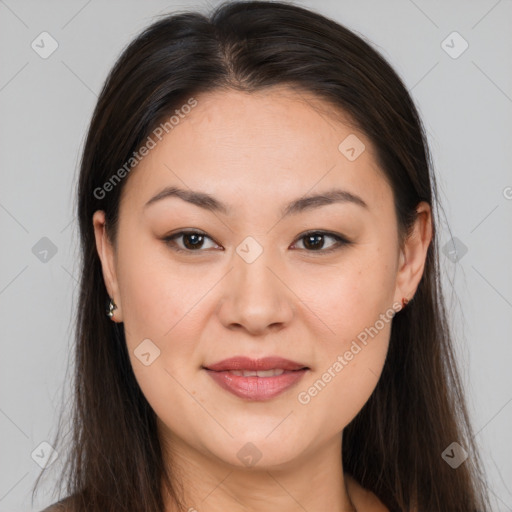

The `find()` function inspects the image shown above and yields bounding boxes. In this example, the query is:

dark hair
[33,1,491,511]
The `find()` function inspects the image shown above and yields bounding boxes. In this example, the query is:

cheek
[294,245,395,428]
[115,232,202,342]
[114,233,209,394]
[298,320,391,436]
[301,242,397,339]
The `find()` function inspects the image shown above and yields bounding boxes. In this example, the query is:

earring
[401,297,409,309]
[106,297,118,320]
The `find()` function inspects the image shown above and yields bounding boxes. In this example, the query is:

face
[93,86,431,473]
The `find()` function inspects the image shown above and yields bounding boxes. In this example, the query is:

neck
[159,424,356,512]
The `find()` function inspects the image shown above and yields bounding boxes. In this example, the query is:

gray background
[0,0,511,510]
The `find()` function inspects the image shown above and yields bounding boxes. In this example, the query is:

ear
[92,210,123,322]
[394,201,433,308]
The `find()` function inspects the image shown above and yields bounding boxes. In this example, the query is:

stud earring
[106,297,118,320]
[401,297,409,309]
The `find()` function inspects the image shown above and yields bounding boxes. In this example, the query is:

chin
[207,434,310,471]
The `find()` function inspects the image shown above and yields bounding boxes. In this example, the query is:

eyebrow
[143,185,368,217]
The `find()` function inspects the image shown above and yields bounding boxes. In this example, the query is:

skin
[93,86,432,512]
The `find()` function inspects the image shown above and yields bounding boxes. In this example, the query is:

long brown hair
[33,1,491,510]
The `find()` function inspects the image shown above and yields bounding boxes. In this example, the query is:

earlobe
[92,210,122,322]
[394,201,433,307]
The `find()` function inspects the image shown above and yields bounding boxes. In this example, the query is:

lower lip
[205,369,308,401]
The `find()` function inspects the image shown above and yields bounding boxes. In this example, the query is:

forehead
[120,86,391,216]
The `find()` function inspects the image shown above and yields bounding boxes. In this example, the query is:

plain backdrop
[0,0,511,510]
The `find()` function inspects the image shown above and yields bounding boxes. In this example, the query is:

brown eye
[180,232,205,250]
[292,231,350,253]
[163,231,220,252]
[163,230,350,255]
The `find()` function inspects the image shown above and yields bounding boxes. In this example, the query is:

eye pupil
[304,233,324,250]
[183,233,204,250]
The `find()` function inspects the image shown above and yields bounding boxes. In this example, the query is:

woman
[34,1,490,510]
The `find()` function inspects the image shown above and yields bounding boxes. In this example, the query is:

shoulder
[39,497,73,512]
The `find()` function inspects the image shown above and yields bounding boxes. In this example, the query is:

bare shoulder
[40,497,74,512]
[40,505,68,512]
[345,473,390,512]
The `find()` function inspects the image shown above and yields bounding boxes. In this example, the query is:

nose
[216,247,294,336]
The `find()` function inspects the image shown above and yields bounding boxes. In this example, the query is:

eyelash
[162,230,351,255]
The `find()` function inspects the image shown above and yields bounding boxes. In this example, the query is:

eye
[163,230,221,253]
[291,231,350,253]
[163,229,351,254]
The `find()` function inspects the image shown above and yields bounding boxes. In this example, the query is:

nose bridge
[233,234,283,298]
[218,234,293,333]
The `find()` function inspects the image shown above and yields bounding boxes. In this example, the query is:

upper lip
[204,356,309,372]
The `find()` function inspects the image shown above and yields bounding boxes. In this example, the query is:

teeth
[228,369,286,377]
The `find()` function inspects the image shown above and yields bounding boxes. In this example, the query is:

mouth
[203,356,309,401]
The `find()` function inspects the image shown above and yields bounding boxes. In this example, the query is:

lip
[204,356,308,372]
[203,356,309,401]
